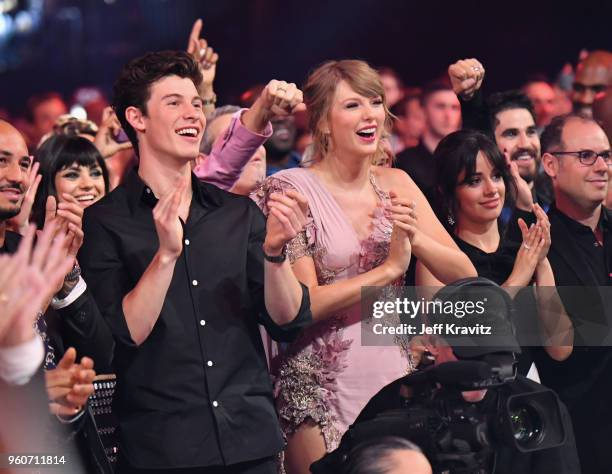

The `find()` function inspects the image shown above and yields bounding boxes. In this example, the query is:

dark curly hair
[486,90,536,134]
[112,50,202,155]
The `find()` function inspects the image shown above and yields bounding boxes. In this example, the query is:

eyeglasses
[551,150,612,166]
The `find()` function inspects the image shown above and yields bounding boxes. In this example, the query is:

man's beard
[0,205,21,221]
[510,147,538,183]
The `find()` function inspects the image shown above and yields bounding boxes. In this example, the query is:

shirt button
[212,401,219,408]
[184,239,190,246]
[207,360,214,367]
[192,279,198,286]
[199,320,206,326]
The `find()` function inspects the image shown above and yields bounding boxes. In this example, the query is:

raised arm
[194,80,303,189]
[448,58,490,133]
[448,58,485,101]
[186,18,219,118]
[290,243,410,322]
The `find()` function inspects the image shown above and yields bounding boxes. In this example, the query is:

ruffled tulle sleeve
[251,176,317,264]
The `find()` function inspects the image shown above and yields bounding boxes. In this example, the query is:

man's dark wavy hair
[112,50,202,156]
[487,90,536,134]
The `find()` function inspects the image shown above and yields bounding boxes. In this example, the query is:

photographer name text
[372,323,492,336]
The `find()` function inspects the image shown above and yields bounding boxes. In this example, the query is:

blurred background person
[24,92,68,149]
[390,88,425,154]
[198,105,266,195]
[378,67,405,109]
[395,80,461,203]
[522,77,557,130]
[572,50,612,117]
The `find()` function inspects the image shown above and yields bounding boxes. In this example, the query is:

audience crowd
[1,17,612,474]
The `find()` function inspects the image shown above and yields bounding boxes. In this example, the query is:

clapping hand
[153,178,186,262]
[509,204,551,286]
[7,161,41,235]
[263,190,309,256]
[502,148,534,211]
[0,223,73,347]
[383,191,416,278]
[45,347,96,417]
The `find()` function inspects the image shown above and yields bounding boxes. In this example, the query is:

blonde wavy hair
[302,59,394,164]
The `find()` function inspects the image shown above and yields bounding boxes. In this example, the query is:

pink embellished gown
[253,167,413,451]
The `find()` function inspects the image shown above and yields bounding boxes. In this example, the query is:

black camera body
[312,278,571,474]
[312,354,568,474]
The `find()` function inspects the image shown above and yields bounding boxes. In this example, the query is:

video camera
[312,278,570,474]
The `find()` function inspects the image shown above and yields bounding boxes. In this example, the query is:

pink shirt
[193,109,272,190]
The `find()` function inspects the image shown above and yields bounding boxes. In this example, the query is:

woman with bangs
[33,134,109,228]
[254,60,476,473]
[434,130,572,373]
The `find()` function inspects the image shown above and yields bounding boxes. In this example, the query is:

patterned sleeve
[251,177,316,264]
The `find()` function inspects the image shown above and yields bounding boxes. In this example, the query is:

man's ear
[125,106,146,133]
[541,152,558,179]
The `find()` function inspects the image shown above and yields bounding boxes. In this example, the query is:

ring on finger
[523,243,531,250]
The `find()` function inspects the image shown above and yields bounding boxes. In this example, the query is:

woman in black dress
[434,130,572,372]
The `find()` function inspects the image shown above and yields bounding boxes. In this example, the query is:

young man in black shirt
[78,51,312,473]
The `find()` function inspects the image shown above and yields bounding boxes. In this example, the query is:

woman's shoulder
[372,166,417,188]
[267,167,310,181]
[252,168,314,209]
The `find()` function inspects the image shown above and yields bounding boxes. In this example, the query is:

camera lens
[509,405,543,447]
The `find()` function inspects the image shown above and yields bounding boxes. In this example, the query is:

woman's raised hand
[383,191,417,278]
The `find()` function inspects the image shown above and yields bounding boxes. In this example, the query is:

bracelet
[263,246,286,263]
[64,262,81,283]
[202,93,217,106]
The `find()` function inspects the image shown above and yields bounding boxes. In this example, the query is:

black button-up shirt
[78,169,311,470]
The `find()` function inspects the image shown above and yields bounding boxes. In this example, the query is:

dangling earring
[322,132,330,152]
[447,213,455,226]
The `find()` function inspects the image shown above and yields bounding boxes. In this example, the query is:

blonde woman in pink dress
[254,60,476,474]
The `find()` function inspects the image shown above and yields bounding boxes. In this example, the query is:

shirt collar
[124,167,223,214]
[551,203,612,234]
